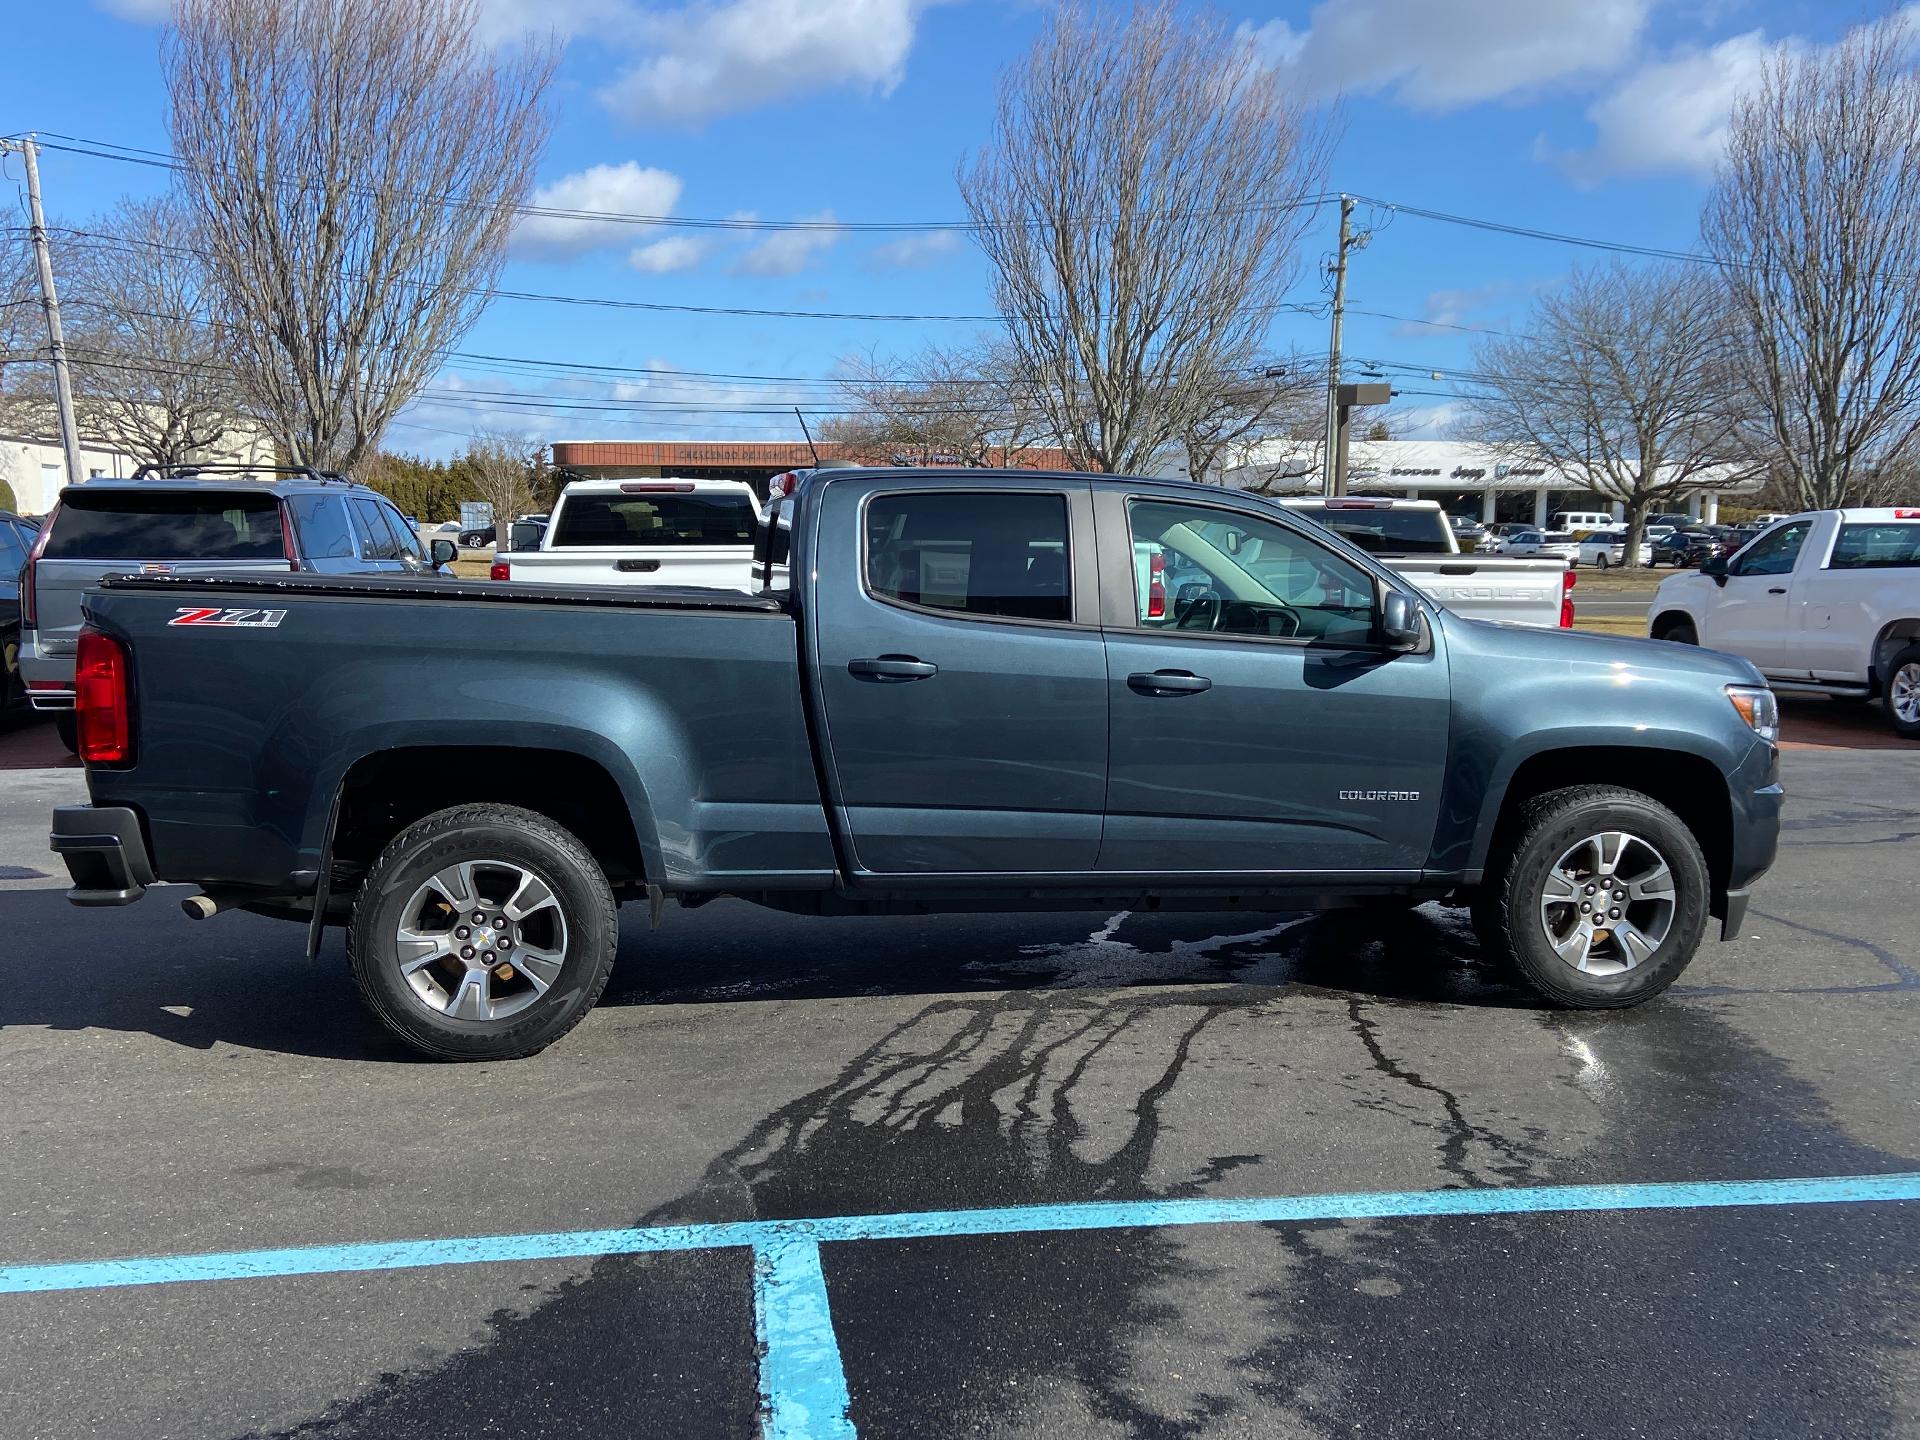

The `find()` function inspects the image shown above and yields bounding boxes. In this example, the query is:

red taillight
[1147,550,1167,619]
[20,503,56,630]
[489,560,511,581]
[75,626,132,765]
[1560,567,1577,629]
[768,471,798,500]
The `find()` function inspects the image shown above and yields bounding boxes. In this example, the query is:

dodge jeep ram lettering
[50,469,1782,1060]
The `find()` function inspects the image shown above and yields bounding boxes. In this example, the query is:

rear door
[811,479,1108,874]
[1098,491,1450,876]
[1797,516,1920,679]
[1701,519,1814,676]
[32,488,291,658]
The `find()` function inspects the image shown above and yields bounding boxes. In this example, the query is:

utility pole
[2,136,86,488]
[1323,195,1353,496]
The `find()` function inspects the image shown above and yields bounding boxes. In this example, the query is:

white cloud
[627,235,710,274]
[93,0,170,19]
[1243,0,1651,111]
[731,212,843,276]
[1544,30,1773,183]
[601,0,928,126]
[512,162,683,260]
[866,231,960,269]
[1393,279,1538,337]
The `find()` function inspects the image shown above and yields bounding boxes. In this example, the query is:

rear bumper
[20,637,75,709]
[49,805,155,905]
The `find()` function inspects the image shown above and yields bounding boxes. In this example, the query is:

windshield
[43,489,286,561]
[550,492,757,548]
[1285,503,1452,554]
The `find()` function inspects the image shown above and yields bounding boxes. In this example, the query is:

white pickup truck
[1649,507,1920,738]
[1281,497,1574,629]
[496,478,761,588]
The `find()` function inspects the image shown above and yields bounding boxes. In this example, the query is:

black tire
[347,804,619,1060]
[1655,618,1697,646]
[1475,785,1710,1009]
[53,712,78,753]
[1885,642,1920,740]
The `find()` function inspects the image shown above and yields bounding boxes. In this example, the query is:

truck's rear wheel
[1476,786,1709,1008]
[347,804,618,1060]
[1885,643,1920,740]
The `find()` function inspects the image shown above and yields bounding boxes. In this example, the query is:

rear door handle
[1767,586,1787,594]
[1128,669,1211,696]
[848,655,938,681]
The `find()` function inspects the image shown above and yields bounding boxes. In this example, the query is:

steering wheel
[1172,581,1223,631]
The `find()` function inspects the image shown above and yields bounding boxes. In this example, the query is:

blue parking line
[754,1238,857,1440]
[3,1170,1917,1295]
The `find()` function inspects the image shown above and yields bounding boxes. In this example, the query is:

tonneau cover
[94,569,789,613]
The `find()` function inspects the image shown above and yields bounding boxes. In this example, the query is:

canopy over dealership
[550,437,1757,525]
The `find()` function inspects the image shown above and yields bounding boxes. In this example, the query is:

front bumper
[49,805,155,905]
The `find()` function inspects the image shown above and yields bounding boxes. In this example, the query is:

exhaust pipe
[180,890,245,921]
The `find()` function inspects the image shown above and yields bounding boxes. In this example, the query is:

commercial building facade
[1,422,276,517]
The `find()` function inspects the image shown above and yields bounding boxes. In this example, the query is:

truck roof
[58,475,379,499]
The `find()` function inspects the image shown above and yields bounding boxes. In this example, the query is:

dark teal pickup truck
[51,469,1782,1059]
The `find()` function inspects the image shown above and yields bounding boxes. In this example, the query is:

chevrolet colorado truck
[1650,507,1920,738]
[51,469,1782,1060]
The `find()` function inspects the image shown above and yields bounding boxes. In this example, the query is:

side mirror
[1700,554,1729,585]
[1380,590,1422,650]
[429,538,458,568]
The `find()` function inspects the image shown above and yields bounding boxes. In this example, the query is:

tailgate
[1387,557,1568,628]
[508,547,757,589]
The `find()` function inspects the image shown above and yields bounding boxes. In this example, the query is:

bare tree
[959,1,1329,474]
[0,225,53,436]
[60,197,246,470]
[1704,9,1920,510]
[165,0,555,473]
[462,430,538,548]
[1468,263,1745,567]
[823,341,1053,465]
[1174,355,1322,484]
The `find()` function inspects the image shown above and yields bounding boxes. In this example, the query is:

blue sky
[0,0,1894,455]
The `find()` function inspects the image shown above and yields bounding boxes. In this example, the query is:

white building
[1214,439,1758,526]
[0,421,276,517]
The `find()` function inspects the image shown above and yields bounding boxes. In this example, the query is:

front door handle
[848,655,938,682]
[1128,669,1211,696]
[1767,586,1787,595]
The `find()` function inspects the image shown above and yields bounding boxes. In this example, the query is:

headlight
[1726,684,1780,744]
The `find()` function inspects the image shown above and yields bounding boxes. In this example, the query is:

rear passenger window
[1828,523,1920,569]
[41,490,286,560]
[349,499,399,560]
[865,492,1071,622]
[287,495,356,559]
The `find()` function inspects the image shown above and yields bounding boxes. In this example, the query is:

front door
[812,481,1108,875]
[1098,494,1450,876]
[1701,519,1812,676]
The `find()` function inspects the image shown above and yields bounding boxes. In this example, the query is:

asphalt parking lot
[2,734,1917,1438]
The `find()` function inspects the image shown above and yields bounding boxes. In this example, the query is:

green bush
[0,477,16,514]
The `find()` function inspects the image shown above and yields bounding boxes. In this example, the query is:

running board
[1764,678,1873,698]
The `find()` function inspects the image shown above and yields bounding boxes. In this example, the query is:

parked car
[458,526,496,549]
[1492,528,1582,563]
[1650,507,1920,737]
[1646,512,1696,530]
[1448,514,1488,547]
[1653,527,1733,568]
[496,478,762,588]
[1,511,41,721]
[19,465,455,749]
[1550,510,1615,537]
[1574,529,1654,569]
[50,467,1781,1058]
[1280,498,1573,628]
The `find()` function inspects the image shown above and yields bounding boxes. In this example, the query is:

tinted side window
[1128,500,1376,645]
[0,522,24,581]
[865,491,1070,623]
[1828,523,1920,569]
[287,495,356,559]
[349,499,399,560]
[378,503,422,563]
[1731,520,1810,577]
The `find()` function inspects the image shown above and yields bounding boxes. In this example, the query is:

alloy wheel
[394,860,568,1021]
[1538,831,1676,977]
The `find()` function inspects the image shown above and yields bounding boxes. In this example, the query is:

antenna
[793,407,821,467]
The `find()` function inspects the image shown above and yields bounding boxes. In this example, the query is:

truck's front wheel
[347,804,619,1060]
[1476,786,1709,1008]
[1885,643,1920,740]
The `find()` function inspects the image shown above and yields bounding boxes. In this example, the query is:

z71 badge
[169,607,288,629]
